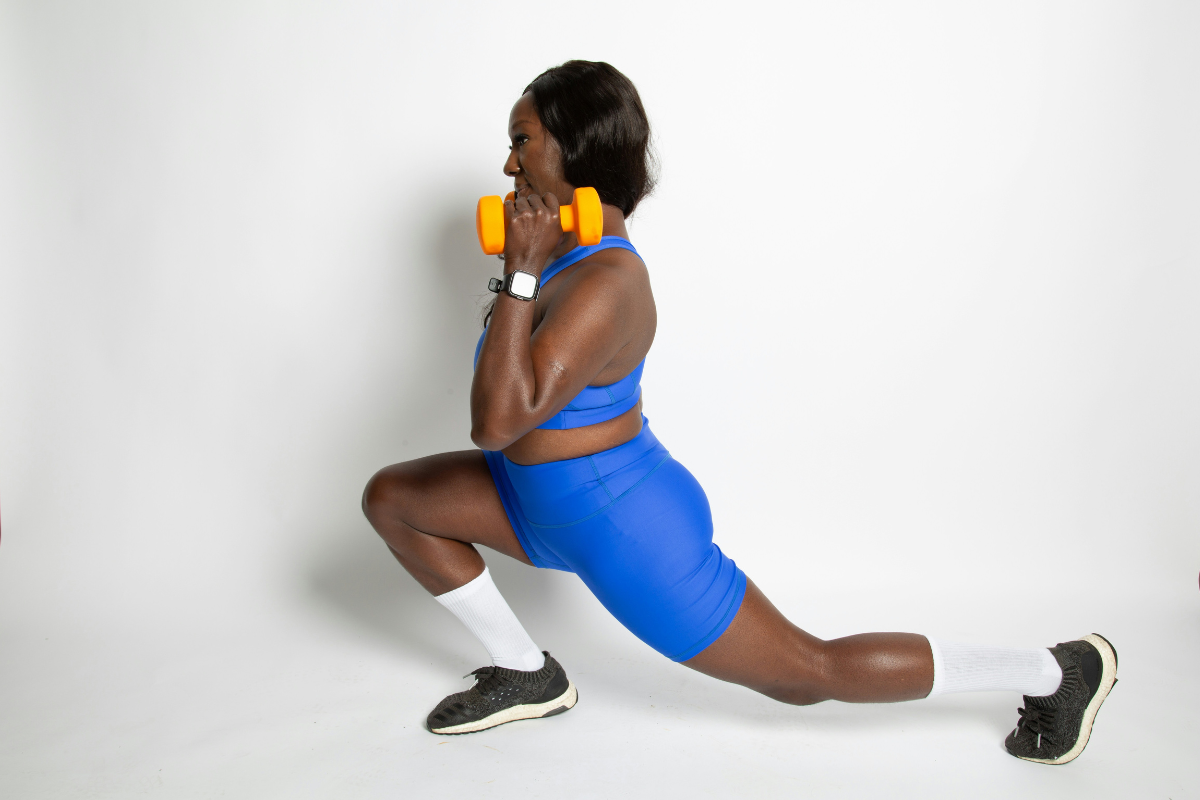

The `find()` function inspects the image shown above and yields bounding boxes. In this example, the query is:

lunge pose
[362,61,1117,764]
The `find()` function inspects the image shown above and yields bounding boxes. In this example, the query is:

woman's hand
[503,192,564,274]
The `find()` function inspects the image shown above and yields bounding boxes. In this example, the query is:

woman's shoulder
[577,238,647,275]
[537,241,652,321]
[561,244,649,296]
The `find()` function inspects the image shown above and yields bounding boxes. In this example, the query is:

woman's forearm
[469,288,543,450]
[470,192,579,449]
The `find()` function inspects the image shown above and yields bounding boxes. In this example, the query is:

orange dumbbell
[476,187,604,255]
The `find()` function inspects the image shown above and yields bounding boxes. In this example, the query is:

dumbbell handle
[504,192,584,231]
[476,187,603,255]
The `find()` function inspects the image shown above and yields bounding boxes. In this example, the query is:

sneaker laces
[1015,705,1060,750]
[1012,658,1081,749]
[464,666,506,694]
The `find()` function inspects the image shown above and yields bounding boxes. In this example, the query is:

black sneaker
[426,652,577,735]
[1004,633,1118,764]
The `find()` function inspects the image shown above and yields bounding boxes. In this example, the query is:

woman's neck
[547,204,629,262]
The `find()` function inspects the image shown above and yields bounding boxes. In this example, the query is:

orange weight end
[572,187,603,246]
[476,195,506,255]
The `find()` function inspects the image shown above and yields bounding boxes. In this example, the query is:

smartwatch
[487,270,540,301]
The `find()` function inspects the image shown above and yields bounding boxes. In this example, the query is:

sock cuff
[433,567,492,607]
[926,636,946,697]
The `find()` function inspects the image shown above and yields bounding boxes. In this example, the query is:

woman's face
[505,93,575,202]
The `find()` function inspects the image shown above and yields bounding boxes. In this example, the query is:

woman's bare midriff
[501,400,643,466]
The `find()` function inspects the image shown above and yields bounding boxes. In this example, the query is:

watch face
[508,271,538,300]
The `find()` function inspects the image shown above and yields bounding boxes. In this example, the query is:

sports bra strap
[538,236,642,286]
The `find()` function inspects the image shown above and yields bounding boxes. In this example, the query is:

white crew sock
[434,567,546,672]
[926,638,1063,697]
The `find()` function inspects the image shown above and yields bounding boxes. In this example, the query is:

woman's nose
[504,149,521,177]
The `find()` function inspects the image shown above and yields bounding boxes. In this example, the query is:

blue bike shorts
[483,418,747,662]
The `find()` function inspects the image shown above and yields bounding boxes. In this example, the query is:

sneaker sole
[1015,633,1118,765]
[430,681,578,735]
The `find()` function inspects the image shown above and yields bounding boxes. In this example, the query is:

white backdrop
[2,2,1197,798]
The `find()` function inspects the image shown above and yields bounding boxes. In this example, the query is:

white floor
[1,540,1195,800]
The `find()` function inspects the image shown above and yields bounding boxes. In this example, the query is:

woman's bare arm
[470,194,645,451]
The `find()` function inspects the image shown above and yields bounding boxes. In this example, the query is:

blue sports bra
[474,236,645,431]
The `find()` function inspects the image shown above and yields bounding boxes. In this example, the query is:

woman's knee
[751,643,836,706]
[361,462,421,529]
[755,682,830,706]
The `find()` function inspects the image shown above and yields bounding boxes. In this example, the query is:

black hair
[524,61,655,218]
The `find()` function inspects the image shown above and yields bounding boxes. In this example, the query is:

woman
[363,61,1116,764]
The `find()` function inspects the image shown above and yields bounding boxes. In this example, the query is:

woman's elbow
[470,419,517,452]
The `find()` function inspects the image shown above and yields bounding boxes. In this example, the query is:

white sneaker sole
[430,681,578,735]
[1016,633,1118,765]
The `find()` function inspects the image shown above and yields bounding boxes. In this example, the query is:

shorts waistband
[503,415,661,479]
[501,416,670,528]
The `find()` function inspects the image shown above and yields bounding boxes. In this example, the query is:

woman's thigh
[363,449,532,566]
[537,458,744,662]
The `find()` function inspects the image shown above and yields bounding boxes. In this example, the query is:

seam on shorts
[587,455,617,503]
[529,454,671,530]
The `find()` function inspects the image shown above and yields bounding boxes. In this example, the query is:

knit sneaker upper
[1004,635,1117,764]
[427,652,572,734]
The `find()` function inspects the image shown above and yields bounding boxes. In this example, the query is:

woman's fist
[503,191,564,274]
